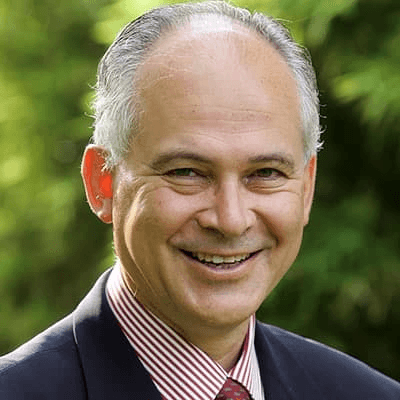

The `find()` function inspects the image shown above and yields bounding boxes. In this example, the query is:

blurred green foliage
[1,0,399,381]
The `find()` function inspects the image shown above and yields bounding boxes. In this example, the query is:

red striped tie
[215,378,251,400]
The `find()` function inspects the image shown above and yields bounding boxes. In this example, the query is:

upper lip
[180,249,261,257]
[180,249,262,265]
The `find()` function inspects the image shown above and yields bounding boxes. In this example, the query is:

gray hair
[92,1,322,169]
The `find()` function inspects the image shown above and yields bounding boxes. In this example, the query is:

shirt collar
[106,263,264,400]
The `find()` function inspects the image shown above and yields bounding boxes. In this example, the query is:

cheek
[113,179,159,250]
[147,188,202,234]
[125,186,198,244]
[260,192,305,241]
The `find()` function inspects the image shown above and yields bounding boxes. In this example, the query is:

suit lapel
[255,322,326,400]
[72,269,163,400]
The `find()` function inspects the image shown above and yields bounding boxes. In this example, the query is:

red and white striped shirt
[106,263,264,400]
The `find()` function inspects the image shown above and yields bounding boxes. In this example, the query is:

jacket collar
[72,269,162,400]
[254,321,325,400]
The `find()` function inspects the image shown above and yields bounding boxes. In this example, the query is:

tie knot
[215,377,251,400]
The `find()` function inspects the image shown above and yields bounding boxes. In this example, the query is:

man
[1,1,399,399]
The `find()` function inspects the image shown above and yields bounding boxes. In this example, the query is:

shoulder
[0,314,85,400]
[255,322,400,399]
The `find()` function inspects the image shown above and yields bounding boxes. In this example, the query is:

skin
[82,21,316,371]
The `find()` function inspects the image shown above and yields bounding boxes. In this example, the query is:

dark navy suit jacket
[1,269,399,399]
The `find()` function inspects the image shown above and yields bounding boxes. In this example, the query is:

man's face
[112,25,316,337]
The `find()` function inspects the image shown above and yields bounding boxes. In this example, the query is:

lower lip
[180,250,261,279]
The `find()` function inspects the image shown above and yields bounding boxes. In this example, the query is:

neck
[185,321,250,371]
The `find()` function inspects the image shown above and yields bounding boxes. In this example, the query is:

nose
[196,178,254,237]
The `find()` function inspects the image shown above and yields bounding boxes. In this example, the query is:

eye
[163,167,209,194]
[245,167,286,190]
[251,168,282,179]
[166,168,199,178]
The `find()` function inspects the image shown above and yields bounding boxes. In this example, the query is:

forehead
[135,17,299,115]
[129,17,303,164]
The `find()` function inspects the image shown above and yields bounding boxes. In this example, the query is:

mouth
[181,250,259,270]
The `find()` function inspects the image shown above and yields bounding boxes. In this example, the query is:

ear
[81,145,114,224]
[303,155,317,226]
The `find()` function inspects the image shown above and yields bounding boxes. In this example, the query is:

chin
[187,294,262,329]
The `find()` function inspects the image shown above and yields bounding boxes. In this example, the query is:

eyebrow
[248,153,296,171]
[149,149,296,171]
[148,150,212,171]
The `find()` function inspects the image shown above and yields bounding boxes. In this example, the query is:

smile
[182,250,257,269]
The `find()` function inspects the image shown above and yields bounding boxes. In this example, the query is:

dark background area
[1,0,399,381]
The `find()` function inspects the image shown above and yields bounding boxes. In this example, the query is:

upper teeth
[192,252,250,264]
